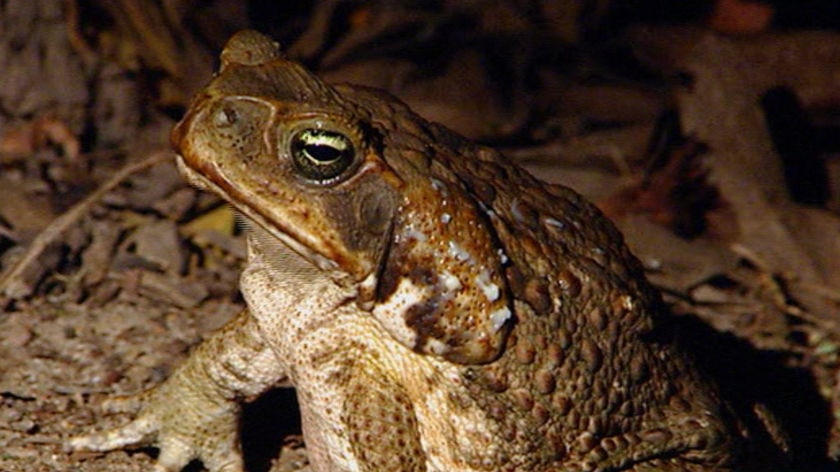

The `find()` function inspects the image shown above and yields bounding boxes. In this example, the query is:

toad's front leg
[68,309,287,472]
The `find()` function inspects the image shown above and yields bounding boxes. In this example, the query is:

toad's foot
[68,372,244,472]
[69,309,286,472]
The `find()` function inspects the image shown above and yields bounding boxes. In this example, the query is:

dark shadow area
[241,387,303,472]
[125,388,303,472]
[760,86,829,206]
[673,314,835,471]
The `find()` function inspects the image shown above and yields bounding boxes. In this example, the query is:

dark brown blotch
[523,277,552,315]
[556,269,582,297]
[580,339,603,374]
[535,369,557,395]
[630,354,649,384]
[552,394,572,415]
[510,199,540,230]
[514,339,536,365]
[588,307,607,331]
[512,388,535,411]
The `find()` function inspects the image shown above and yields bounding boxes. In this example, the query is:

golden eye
[290,128,356,182]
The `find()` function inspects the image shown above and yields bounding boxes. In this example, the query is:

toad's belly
[281,318,503,472]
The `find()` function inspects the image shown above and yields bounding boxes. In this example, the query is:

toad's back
[334,86,743,470]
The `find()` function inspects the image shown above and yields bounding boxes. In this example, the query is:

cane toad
[70,30,748,471]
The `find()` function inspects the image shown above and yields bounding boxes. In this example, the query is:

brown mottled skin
[70,31,751,471]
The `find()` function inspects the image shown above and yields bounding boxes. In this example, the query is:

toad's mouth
[174,153,341,275]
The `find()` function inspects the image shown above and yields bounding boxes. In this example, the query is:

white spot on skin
[544,217,565,230]
[496,248,509,264]
[424,338,450,357]
[510,198,527,224]
[441,213,452,224]
[489,307,511,332]
[441,271,463,294]
[430,178,448,196]
[644,257,663,270]
[357,273,378,310]
[404,225,428,243]
[447,240,473,263]
[475,269,500,302]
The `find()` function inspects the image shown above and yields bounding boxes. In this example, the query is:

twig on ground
[0,150,172,301]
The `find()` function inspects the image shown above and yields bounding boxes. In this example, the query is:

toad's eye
[290,128,356,182]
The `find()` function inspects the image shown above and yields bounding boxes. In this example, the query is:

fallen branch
[0,150,171,301]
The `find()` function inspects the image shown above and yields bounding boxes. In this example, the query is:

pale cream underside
[240,230,501,471]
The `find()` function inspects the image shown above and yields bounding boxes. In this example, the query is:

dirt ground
[2,1,840,471]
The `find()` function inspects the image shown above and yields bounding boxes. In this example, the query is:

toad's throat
[175,154,342,275]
